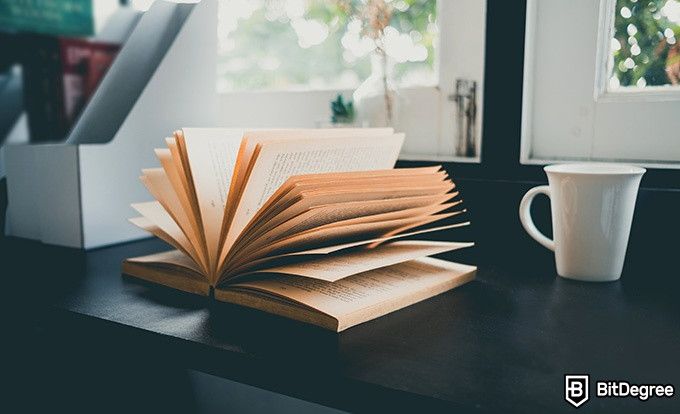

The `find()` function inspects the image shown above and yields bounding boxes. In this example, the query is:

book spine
[58,37,120,127]
[19,35,121,142]
[20,34,67,142]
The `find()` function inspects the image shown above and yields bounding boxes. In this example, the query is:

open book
[123,128,475,331]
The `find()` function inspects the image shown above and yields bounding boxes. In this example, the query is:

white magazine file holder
[5,0,218,249]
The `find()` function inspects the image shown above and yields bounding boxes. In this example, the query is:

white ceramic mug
[519,163,645,282]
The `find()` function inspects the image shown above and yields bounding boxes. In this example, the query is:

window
[128,0,487,161]
[522,0,680,168]
[216,0,438,92]
[609,0,680,90]
[213,0,487,162]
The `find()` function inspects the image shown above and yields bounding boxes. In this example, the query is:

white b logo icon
[565,375,589,408]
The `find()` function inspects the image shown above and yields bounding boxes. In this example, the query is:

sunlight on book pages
[123,128,476,331]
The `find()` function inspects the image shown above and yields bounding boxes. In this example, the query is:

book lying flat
[123,128,475,331]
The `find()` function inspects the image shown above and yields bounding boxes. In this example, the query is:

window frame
[594,0,680,104]
[394,0,680,192]
[520,0,680,170]
[215,0,486,163]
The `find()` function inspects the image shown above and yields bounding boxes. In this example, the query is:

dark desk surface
[5,238,680,413]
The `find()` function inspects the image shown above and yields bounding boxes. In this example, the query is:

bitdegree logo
[565,374,675,408]
[565,375,589,408]
[597,381,675,401]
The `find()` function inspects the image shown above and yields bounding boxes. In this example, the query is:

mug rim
[544,163,646,176]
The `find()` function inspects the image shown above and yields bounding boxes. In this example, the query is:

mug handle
[519,185,555,251]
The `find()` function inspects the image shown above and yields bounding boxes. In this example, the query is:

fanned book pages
[123,128,476,331]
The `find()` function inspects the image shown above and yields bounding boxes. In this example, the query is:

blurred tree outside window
[610,0,680,89]
[216,0,437,92]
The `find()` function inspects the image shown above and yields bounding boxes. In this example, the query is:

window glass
[609,0,680,89]
[216,0,437,92]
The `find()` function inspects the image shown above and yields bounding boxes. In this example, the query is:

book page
[180,128,244,274]
[123,250,210,295]
[231,202,461,265]
[222,134,404,254]
[165,137,200,217]
[140,169,209,272]
[227,128,396,212]
[130,202,203,270]
[155,148,206,251]
[225,221,471,277]
[155,148,194,218]
[270,201,459,243]
[231,128,396,201]
[239,170,450,240]
[231,192,457,257]
[125,249,203,274]
[225,180,454,268]
[245,240,474,282]
[218,128,396,251]
[229,257,477,320]
[226,212,457,274]
[129,217,203,270]
[241,165,443,233]
[141,170,202,245]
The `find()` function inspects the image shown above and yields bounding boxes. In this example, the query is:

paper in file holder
[4,0,218,248]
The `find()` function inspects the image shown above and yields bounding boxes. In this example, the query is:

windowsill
[216,84,439,96]
[596,88,680,103]
[520,155,680,171]
[400,153,480,163]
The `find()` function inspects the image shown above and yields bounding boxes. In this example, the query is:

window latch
[448,79,478,157]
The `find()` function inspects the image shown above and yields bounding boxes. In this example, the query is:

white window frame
[594,0,680,104]
[216,0,487,163]
[521,0,680,169]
